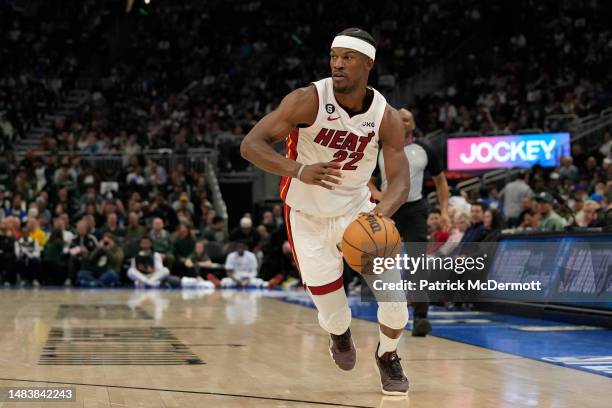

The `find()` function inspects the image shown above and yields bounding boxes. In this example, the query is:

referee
[369,108,450,337]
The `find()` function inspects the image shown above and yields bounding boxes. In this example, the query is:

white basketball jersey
[280,78,387,217]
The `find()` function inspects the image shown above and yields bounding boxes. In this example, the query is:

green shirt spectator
[172,224,195,261]
[535,192,567,232]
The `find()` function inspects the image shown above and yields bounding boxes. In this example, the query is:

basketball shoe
[329,328,356,371]
[375,343,409,395]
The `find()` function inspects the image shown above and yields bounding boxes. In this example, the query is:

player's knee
[377,301,408,330]
[318,304,351,335]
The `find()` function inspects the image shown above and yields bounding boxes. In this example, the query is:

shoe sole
[328,338,357,371]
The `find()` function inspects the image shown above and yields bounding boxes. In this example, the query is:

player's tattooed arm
[375,104,410,217]
[240,86,342,189]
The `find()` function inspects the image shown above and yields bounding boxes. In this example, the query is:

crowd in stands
[424,140,612,257]
[1,1,612,291]
[3,0,491,169]
[413,0,612,134]
[0,150,294,288]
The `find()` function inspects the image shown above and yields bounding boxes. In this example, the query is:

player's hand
[298,161,342,190]
[370,189,383,202]
[440,212,451,232]
[360,208,395,224]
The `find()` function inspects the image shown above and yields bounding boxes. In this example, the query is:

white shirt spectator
[500,179,533,219]
[225,250,258,280]
[127,252,170,288]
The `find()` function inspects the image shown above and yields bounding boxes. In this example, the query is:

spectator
[460,203,487,243]
[41,225,69,285]
[557,156,579,181]
[535,192,566,232]
[0,222,17,286]
[5,194,27,222]
[222,241,267,288]
[449,188,471,215]
[76,233,123,287]
[482,208,504,242]
[125,211,146,240]
[172,192,195,216]
[580,200,601,228]
[127,236,170,288]
[272,204,284,228]
[127,236,213,289]
[150,217,173,262]
[68,219,99,286]
[201,215,228,244]
[427,208,449,254]
[229,216,260,251]
[438,212,470,256]
[26,217,47,247]
[499,171,532,226]
[99,212,125,241]
[145,160,168,185]
[15,222,43,286]
[172,223,196,275]
[183,240,222,280]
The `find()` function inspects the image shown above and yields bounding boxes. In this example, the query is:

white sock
[378,328,400,357]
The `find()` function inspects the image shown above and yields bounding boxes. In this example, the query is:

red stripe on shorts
[307,275,344,296]
[283,204,301,273]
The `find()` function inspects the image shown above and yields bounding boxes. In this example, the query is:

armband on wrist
[296,164,306,180]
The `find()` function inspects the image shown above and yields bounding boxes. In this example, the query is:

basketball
[341,213,402,273]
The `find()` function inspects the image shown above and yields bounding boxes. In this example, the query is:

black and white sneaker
[329,328,356,371]
[375,343,409,395]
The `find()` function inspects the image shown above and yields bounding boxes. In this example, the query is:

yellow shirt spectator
[29,228,48,246]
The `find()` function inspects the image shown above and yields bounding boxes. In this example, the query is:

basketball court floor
[0,288,610,407]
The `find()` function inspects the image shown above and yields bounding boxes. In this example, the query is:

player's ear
[365,57,374,71]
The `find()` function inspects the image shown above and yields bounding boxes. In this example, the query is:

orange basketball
[341,213,402,274]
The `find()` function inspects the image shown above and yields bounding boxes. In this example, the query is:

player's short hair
[336,27,376,48]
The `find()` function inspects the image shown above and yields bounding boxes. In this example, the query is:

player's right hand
[298,161,342,190]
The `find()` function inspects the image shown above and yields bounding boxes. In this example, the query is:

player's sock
[378,328,401,357]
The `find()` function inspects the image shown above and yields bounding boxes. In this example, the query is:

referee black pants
[391,198,429,319]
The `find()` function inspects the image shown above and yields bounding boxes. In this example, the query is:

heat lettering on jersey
[313,128,375,171]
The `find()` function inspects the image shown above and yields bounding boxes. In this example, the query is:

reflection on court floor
[0,288,609,408]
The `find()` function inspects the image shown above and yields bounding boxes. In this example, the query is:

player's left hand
[359,209,395,224]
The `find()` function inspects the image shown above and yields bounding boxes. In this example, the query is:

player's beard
[333,80,356,94]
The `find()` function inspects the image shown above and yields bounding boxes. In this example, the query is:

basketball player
[241,28,411,395]
[369,108,450,337]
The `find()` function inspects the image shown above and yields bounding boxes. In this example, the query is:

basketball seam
[356,217,378,253]
[381,215,388,258]
[390,234,401,257]
[342,237,378,258]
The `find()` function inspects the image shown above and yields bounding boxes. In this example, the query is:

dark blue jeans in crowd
[77,270,119,287]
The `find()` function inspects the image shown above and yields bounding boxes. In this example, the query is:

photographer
[76,233,123,287]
